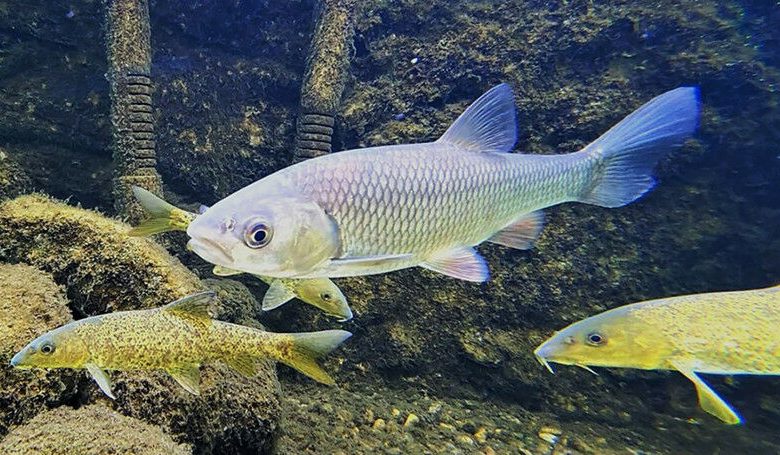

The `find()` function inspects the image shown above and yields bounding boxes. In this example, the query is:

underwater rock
[0,404,191,454]
[85,363,280,454]
[0,264,79,437]
[202,277,261,324]
[0,149,31,201]
[0,194,202,316]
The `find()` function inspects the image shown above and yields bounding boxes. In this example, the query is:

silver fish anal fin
[671,360,743,425]
[421,246,489,282]
[168,364,202,395]
[86,363,116,399]
[435,83,518,154]
[488,210,545,250]
[262,280,297,311]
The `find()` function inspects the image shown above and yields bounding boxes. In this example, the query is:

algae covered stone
[0,404,191,454]
[0,263,78,437]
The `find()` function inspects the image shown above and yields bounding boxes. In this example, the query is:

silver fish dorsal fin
[435,83,518,154]
[163,291,215,322]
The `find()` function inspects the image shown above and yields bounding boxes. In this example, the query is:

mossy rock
[0,263,79,437]
[0,404,191,454]
[0,148,31,201]
[0,194,202,316]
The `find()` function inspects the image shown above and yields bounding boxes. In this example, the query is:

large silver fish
[187,84,699,281]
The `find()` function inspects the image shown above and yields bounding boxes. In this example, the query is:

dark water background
[1,1,779,453]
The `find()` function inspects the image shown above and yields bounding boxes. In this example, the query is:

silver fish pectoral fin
[326,253,414,275]
[420,246,489,282]
[670,359,743,425]
[86,363,116,399]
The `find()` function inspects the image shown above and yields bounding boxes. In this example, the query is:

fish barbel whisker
[576,364,599,376]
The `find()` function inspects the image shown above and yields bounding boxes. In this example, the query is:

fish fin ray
[128,218,177,237]
[212,265,243,277]
[578,87,700,207]
[226,354,257,377]
[421,246,489,282]
[262,280,296,311]
[168,364,201,395]
[671,360,742,425]
[436,83,517,153]
[488,210,545,250]
[269,330,352,385]
[129,186,196,235]
[86,363,116,399]
[163,291,215,322]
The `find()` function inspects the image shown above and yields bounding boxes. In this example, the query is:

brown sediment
[293,0,356,162]
[105,0,162,221]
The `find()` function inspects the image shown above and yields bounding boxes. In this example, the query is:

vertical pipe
[293,0,355,163]
[105,0,162,222]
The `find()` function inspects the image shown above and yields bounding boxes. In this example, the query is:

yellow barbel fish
[11,292,351,398]
[129,187,352,321]
[185,84,699,282]
[534,285,780,424]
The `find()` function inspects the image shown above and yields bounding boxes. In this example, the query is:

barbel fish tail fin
[269,330,352,385]
[578,87,700,208]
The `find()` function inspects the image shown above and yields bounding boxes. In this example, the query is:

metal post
[105,0,162,222]
[293,0,355,162]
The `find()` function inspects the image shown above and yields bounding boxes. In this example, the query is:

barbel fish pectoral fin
[488,210,545,250]
[168,364,202,395]
[436,83,518,154]
[421,246,489,282]
[86,363,116,399]
[671,360,743,425]
[212,265,243,277]
[262,280,297,311]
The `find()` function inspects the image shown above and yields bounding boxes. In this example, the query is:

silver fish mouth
[187,238,235,266]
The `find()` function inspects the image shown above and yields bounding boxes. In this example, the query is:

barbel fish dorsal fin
[671,360,743,425]
[262,280,297,311]
[435,83,518,154]
[86,363,116,399]
[212,265,242,277]
[488,210,545,250]
[168,364,201,395]
[163,291,215,322]
[421,246,489,282]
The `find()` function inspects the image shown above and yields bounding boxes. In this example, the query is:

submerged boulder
[0,404,191,454]
[0,264,78,437]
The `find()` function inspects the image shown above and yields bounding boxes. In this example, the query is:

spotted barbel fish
[186,84,699,281]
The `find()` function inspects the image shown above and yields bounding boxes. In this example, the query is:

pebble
[364,408,374,424]
[439,422,456,432]
[456,434,475,446]
[538,426,561,445]
[391,408,401,418]
[404,413,420,428]
[410,57,419,64]
[372,418,386,430]
[473,427,488,444]
[482,447,496,455]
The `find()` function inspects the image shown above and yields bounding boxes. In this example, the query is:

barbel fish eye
[586,332,606,346]
[40,342,56,355]
[244,220,273,249]
[320,292,332,301]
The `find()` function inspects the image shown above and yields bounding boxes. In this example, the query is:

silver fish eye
[244,220,273,249]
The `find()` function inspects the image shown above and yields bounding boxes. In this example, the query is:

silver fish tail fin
[267,330,352,385]
[578,87,700,207]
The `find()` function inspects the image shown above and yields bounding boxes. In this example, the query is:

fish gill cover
[0,0,779,454]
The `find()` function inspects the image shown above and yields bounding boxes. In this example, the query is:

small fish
[534,285,780,425]
[186,84,699,282]
[129,187,352,321]
[10,292,351,398]
[212,265,352,321]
